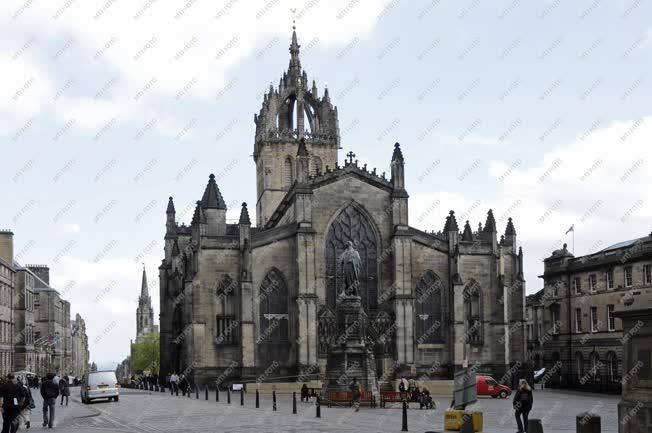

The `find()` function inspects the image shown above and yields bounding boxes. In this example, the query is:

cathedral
[136,266,158,342]
[158,27,527,389]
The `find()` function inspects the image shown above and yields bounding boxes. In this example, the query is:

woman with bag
[58,376,70,406]
[513,379,534,433]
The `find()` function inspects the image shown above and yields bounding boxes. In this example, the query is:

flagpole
[572,229,575,254]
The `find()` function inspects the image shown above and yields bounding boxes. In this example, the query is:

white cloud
[58,223,81,235]
[411,116,652,292]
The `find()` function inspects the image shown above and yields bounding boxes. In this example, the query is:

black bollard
[293,392,297,414]
[195,385,199,399]
[205,386,208,401]
[216,386,219,402]
[577,412,601,433]
[175,386,179,397]
[527,418,544,433]
[273,390,277,411]
[316,396,321,418]
[255,389,259,408]
[171,386,173,395]
[227,388,231,404]
[401,400,408,432]
[240,389,244,406]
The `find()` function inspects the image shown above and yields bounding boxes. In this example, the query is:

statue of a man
[339,241,361,296]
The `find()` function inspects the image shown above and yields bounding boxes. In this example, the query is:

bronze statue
[339,241,361,296]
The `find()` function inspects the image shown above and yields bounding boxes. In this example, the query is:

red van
[476,375,511,398]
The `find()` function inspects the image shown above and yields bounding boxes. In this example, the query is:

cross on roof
[346,151,356,164]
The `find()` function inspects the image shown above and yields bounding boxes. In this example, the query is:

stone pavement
[24,386,621,432]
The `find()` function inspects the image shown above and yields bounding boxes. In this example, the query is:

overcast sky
[2,0,651,366]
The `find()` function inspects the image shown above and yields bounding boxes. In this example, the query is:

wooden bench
[380,391,405,408]
[327,391,376,408]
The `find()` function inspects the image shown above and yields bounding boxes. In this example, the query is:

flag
[565,224,574,235]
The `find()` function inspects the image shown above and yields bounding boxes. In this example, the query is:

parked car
[476,375,511,398]
[80,371,119,403]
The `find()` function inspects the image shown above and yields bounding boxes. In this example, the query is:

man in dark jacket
[40,373,59,428]
[59,376,70,406]
[0,374,27,433]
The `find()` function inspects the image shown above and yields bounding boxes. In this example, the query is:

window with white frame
[575,308,582,333]
[607,304,615,331]
[624,267,633,287]
[606,270,614,290]
[644,265,652,285]
[589,274,597,292]
[573,277,581,294]
[590,306,598,332]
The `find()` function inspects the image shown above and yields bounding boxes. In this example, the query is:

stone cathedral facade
[159,28,527,387]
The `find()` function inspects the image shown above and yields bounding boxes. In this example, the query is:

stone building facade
[0,230,15,376]
[71,313,89,379]
[526,234,652,392]
[159,28,527,388]
[0,230,89,377]
[136,266,157,342]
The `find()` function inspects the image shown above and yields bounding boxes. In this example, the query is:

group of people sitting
[398,376,435,409]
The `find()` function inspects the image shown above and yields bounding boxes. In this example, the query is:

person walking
[349,378,361,412]
[40,373,59,429]
[16,377,34,430]
[513,379,534,433]
[169,372,178,394]
[0,374,27,433]
[58,375,70,406]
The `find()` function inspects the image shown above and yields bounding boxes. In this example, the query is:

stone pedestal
[325,295,378,393]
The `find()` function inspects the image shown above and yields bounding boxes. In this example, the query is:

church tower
[253,24,340,226]
[136,265,155,341]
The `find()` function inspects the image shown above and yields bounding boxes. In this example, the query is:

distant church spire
[289,20,301,71]
[140,263,148,298]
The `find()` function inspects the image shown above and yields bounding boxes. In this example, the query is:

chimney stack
[0,230,14,265]
[27,264,50,286]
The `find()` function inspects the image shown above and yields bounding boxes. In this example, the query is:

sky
[2,0,651,366]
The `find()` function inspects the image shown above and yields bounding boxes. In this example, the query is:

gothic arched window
[215,275,238,345]
[415,270,443,344]
[258,268,289,364]
[324,204,378,310]
[283,157,293,187]
[464,279,482,345]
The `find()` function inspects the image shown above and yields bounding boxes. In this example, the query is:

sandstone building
[159,28,527,388]
[527,234,652,392]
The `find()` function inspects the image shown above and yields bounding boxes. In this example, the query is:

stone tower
[253,24,340,227]
[136,265,155,341]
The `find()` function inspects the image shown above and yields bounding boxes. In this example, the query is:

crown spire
[289,21,301,71]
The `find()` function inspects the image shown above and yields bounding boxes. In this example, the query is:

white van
[80,371,119,403]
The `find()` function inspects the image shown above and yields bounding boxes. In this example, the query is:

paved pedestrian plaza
[31,387,620,432]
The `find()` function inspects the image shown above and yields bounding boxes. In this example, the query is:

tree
[131,333,160,375]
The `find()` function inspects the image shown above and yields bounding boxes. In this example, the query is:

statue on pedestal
[339,241,361,296]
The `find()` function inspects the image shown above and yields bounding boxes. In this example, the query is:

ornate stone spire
[140,264,148,298]
[201,174,227,209]
[239,202,251,225]
[462,220,473,241]
[483,209,496,232]
[505,217,516,236]
[166,196,175,214]
[391,142,404,162]
[289,21,301,72]
[443,210,459,233]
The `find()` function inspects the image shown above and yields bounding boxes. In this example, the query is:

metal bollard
[205,386,208,401]
[195,385,199,399]
[175,386,179,397]
[227,388,231,404]
[293,392,297,414]
[255,389,259,408]
[240,389,244,406]
[316,396,321,418]
[528,418,544,433]
[577,412,601,433]
[273,390,277,411]
[401,400,408,431]
[216,386,219,402]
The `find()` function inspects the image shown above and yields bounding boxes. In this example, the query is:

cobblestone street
[30,387,621,433]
